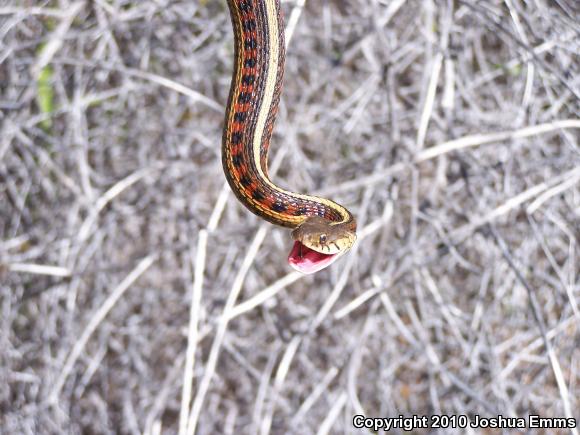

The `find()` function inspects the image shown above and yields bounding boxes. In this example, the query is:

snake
[222,0,357,274]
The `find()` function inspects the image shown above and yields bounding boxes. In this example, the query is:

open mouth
[287,241,339,274]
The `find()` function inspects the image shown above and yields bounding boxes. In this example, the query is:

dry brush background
[1,0,580,434]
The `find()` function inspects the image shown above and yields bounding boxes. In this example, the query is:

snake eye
[319,234,327,245]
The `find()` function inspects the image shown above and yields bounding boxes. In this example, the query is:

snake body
[223,0,356,272]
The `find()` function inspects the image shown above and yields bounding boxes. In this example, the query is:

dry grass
[1,1,579,434]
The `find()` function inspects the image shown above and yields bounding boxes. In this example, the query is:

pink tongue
[287,241,338,274]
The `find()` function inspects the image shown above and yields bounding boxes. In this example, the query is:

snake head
[288,217,357,274]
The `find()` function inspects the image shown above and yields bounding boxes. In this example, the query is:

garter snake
[222,0,357,274]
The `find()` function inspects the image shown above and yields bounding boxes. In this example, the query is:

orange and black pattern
[222,0,355,229]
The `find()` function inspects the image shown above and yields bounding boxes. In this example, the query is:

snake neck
[222,0,355,230]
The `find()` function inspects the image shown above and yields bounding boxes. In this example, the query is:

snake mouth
[287,241,339,274]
